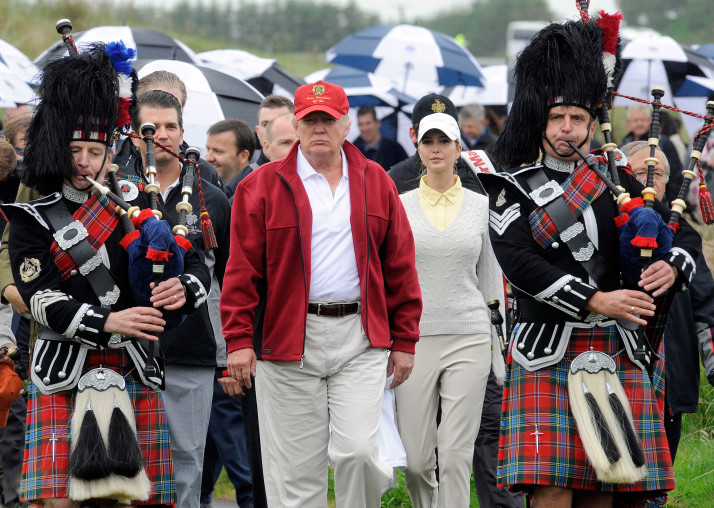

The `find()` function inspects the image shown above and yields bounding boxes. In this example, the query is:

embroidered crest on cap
[431,99,446,113]
[20,257,41,283]
[312,83,326,96]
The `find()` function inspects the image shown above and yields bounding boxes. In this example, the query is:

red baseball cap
[294,81,349,121]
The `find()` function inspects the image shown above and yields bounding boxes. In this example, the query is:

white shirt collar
[296,146,349,182]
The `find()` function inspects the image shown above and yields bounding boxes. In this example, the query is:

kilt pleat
[21,348,175,504]
[497,324,674,494]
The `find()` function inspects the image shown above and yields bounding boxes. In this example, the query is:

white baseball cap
[417,113,461,142]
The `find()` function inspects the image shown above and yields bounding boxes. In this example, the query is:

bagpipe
[52,19,216,503]
[564,0,713,486]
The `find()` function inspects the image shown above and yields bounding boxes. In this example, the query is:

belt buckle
[337,304,345,318]
[316,303,323,316]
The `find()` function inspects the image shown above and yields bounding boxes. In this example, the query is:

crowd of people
[0,9,714,508]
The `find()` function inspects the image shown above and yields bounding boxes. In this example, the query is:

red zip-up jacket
[220,140,422,361]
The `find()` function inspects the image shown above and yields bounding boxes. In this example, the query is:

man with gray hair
[458,102,497,152]
[621,103,683,202]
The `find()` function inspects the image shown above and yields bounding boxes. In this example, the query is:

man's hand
[585,289,655,326]
[228,348,257,389]
[639,260,677,297]
[0,342,15,366]
[2,285,28,314]
[103,306,165,341]
[150,277,186,310]
[387,350,414,389]
[218,376,245,398]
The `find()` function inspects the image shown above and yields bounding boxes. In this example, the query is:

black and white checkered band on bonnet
[492,14,623,170]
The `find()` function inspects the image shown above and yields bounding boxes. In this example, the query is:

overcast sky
[131,0,620,24]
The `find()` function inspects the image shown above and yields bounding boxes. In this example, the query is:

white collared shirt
[160,175,181,203]
[296,146,360,302]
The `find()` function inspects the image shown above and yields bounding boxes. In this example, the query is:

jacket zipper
[278,173,308,368]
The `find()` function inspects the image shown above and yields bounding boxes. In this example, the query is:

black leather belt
[307,302,360,317]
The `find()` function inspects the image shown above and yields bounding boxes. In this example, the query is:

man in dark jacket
[387,94,487,194]
[123,90,232,508]
[352,105,408,169]
[113,70,224,190]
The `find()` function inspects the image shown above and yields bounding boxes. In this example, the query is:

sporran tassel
[607,382,646,467]
[583,383,621,464]
[68,397,112,480]
[108,397,144,477]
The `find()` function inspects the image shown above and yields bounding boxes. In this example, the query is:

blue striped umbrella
[326,25,485,94]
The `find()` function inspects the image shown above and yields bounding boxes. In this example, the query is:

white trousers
[395,333,491,508]
[256,313,392,508]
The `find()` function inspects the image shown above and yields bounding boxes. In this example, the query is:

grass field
[213,216,714,507]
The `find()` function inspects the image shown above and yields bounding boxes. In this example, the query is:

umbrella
[0,38,38,85]
[34,26,199,67]
[198,49,304,98]
[614,35,714,108]
[692,43,714,62]
[443,65,508,107]
[305,66,422,156]
[0,61,36,108]
[134,59,264,156]
[326,24,485,96]
[304,66,421,108]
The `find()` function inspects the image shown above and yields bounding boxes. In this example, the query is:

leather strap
[525,169,610,288]
[307,302,360,317]
[46,201,120,308]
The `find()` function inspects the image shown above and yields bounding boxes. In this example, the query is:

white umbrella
[0,38,38,85]
[0,61,36,108]
[134,59,264,157]
[198,49,304,98]
[35,25,199,67]
[614,35,714,108]
[444,65,507,107]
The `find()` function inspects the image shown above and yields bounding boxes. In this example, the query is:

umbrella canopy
[304,66,421,108]
[198,49,304,98]
[0,61,36,108]
[443,65,507,107]
[0,38,38,85]
[614,35,714,108]
[134,59,264,156]
[34,26,199,67]
[692,43,714,62]
[326,24,485,95]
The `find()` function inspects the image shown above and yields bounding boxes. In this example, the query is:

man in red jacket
[220,81,422,507]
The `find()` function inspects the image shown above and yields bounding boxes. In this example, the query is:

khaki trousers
[395,333,491,508]
[256,312,392,508]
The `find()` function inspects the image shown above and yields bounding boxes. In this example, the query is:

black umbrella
[34,25,199,67]
[198,49,304,97]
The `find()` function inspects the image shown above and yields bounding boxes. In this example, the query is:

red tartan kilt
[498,324,674,495]
[21,348,175,504]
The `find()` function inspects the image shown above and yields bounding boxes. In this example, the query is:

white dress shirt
[296,146,361,302]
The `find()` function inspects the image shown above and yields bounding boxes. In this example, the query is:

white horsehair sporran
[68,367,150,502]
[567,348,647,484]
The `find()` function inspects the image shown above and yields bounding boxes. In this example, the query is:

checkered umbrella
[34,25,199,67]
[326,24,485,96]
[133,59,264,156]
[198,49,304,98]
